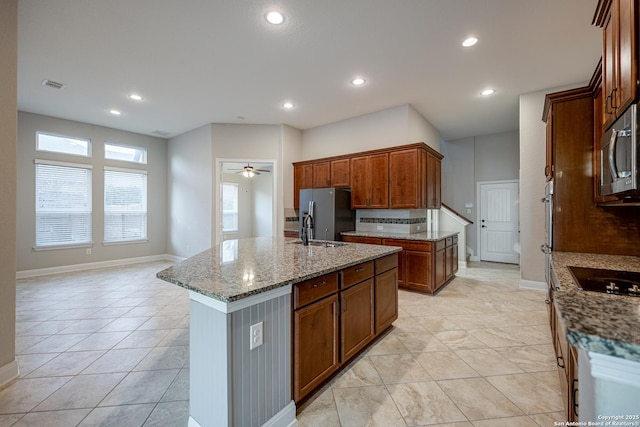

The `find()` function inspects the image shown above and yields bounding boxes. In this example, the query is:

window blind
[104,168,147,242]
[35,162,92,247]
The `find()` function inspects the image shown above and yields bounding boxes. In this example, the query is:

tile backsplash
[356,209,432,233]
[284,208,299,232]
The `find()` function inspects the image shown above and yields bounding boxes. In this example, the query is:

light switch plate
[377,225,383,230]
[250,322,263,350]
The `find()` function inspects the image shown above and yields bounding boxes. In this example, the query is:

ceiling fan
[228,163,271,178]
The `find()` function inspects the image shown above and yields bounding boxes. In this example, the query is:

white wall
[252,172,273,237]
[222,173,254,240]
[519,83,583,283]
[168,124,212,258]
[441,131,519,258]
[302,104,440,159]
[281,125,303,211]
[0,0,18,387]
[17,112,168,271]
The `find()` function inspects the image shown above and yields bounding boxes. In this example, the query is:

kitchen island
[550,252,640,422]
[157,237,400,427]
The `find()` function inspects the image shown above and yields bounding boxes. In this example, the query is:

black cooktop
[568,266,640,297]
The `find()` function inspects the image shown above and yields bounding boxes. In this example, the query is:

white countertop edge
[189,285,293,314]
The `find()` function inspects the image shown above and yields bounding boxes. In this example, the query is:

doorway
[477,180,520,264]
[216,159,277,243]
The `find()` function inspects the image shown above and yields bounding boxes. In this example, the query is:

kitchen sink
[568,266,640,297]
[288,240,347,247]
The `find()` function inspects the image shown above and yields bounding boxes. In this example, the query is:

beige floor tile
[113,329,171,349]
[468,328,526,348]
[143,400,189,427]
[437,377,523,420]
[11,409,91,427]
[15,353,58,377]
[0,414,24,426]
[369,353,432,384]
[414,315,463,332]
[82,348,152,374]
[161,368,189,402]
[454,348,523,376]
[496,345,557,372]
[414,351,480,380]
[498,325,553,346]
[25,350,105,378]
[528,411,565,426]
[388,381,467,425]
[471,415,540,427]
[79,403,155,427]
[333,386,406,427]
[34,373,126,411]
[331,357,382,389]
[99,369,180,406]
[433,330,487,350]
[394,330,450,353]
[486,373,564,414]
[366,332,411,355]
[296,387,341,427]
[0,377,71,414]
[133,345,188,371]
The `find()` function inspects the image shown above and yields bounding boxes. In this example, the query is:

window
[104,168,147,243]
[105,142,147,164]
[36,132,91,157]
[35,160,92,248]
[222,183,239,232]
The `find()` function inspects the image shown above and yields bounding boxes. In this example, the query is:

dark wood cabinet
[292,257,397,404]
[312,161,331,188]
[389,148,428,209]
[293,164,313,209]
[330,158,350,187]
[595,0,638,130]
[340,279,375,361]
[342,235,457,294]
[550,294,579,423]
[545,107,554,181]
[426,152,442,208]
[350,153,389,209]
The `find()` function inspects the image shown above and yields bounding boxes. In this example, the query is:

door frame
[475,179,520,264]
[214,158,278,245]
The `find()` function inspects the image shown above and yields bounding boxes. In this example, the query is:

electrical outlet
[250,322,263,350]
[86,248,92,255]
[417,225,421,230]
[377,225,383,231]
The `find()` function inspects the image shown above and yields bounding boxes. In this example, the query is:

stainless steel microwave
[600,103,640,197]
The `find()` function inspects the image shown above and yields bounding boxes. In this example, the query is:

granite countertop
[551,251,640,362]
[157,237,401,304]
[341,230,459,241]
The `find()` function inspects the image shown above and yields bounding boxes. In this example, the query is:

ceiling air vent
[151,130,171,137]
[41,79,65,90]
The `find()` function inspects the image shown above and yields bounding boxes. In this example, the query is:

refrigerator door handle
[308,200,315,240]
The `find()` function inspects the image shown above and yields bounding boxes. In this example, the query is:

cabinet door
[368,153,389,209]
[341,236,382,245]
[313,161,331,188]
[293,294,339,402]
[452,244,458,274]
[350,156,369,208]
[603,10,617,129]
[435,248,446,289]
[404,250,432,293]
[445,246,454,279]
[389,149,420,208]
[545,108,554,180]
[294,164,313,209]
[615,0,637,116]
[374,267,398,334]
[340,279,374,361]
[331,159,350,187]
[426,153,442,209]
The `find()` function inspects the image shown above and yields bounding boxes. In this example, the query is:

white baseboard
[469,255,480,262]
[0,359,19,389]
[519,279,546,291]
[16,254,182,279]
[458,260,467,269]
[263,401,297,427]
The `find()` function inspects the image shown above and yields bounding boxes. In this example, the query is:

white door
[479,181,519,264]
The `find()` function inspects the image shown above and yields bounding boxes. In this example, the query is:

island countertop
[341,230,458,241]
[551,251,640,362]
[157,237,401,304]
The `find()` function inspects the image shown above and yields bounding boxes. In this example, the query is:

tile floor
[0,261,563,426]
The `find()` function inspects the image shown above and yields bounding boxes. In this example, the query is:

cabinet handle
[572,379,579,417]
[556,355,565,369]
[605,94,612,115]
[311,280,326,288]
[343,296,348,312]
[355,268,365,273]
[611,87,618,110]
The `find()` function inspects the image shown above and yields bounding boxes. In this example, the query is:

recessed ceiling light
[283,102,294,109]
[109,109,122,116]
[462,37,478,47]
[351,77,366,86]
[128,94,143,101]
[266,11,284,25]
[481,89,496,96]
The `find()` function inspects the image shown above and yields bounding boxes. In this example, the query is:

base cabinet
[292,255,398,404]
[342,235,458,294]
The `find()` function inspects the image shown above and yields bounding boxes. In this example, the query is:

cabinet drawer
[453,235,458,245]
[375,254,398,274]
[342,236,382,245]
[435,239,446,251]
[340,261,374,289]
[446,237,453,247]
[294,273,338,309]
[383,239,432,252]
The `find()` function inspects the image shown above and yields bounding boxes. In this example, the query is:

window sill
[102,239,149,246]
[33,242,93,252]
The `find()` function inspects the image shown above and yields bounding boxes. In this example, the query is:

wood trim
[441,202,474,224]
[593,0,613,27]
[292,142,442,167]
[542,86,595,122]
[589,57,603,92]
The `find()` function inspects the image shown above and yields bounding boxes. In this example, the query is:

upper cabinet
[595,0,638,130]
[292,142,443,210]
[351,153,389,209]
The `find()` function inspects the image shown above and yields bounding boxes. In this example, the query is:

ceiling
[17,0,602,142]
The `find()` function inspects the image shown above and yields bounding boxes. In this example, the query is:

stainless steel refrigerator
[299,188,355,241]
